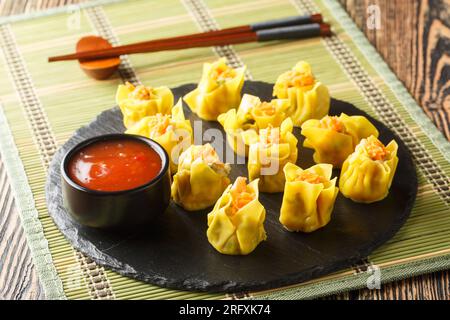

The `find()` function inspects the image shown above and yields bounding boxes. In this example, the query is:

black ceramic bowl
[61,134,171,229]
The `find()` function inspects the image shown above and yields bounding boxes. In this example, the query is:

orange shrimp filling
[319,116,345,133]
[254,102,276,116]
[192,146,225,169]
[295,171,326,184]
[150,115,172,136]
[365,140,388,161]
[194,146,216,161]
[211,64,236,83]
[287,70,315,87]
[126,82,153,100]
[230,177,254,215]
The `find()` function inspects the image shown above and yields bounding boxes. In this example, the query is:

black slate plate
[46,81,417,293]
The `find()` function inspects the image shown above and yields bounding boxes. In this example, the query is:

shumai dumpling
[171,144,231,211]
[243,118,298,193]
[126,100,193,174]
[116,81,174,128]
[301,113,379,167]
[280,162,338,233]
[207,177,266,255]
[339,135,398,203]
[273,61,330,127]
[184,58,246,121]
[218,94,289,157]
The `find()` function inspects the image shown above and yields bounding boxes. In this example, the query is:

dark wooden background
[0,0,449,300]
[340,0,450,140]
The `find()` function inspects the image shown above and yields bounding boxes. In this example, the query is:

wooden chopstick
[110,13,322,52]
[49,31,258,62]
[49,14,327,63]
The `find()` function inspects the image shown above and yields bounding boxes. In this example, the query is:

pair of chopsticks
[48,14,330,62]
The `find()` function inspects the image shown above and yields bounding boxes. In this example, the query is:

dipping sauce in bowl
[61,134,171,229]
[68,139,162,192]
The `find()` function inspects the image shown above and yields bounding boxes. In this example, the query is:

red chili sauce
[68,139,162,192]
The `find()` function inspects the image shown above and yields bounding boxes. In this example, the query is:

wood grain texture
[336,0,450,300]
[0,0,449,300]
[0,0,85,301]
[0,158,45,300]
[339,0,450,139]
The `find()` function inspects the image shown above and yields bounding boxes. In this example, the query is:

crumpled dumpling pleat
[301,113,379,167]
[207,178,267,255]
[339,135,398,203]
[243,118,298,193]
[218,94,289,157]
[279,162,339,233]
[116,82,174,128]
[273,61,330,127]
[171,144,231,211]
[125,99,193,174]
[184,58,246,121]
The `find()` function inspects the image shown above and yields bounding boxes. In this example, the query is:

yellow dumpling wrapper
[116,82,174,128]
[273,61,330,127]
[171,144,231,211]
[207,177,267,255]
[184,58,246,121]
[339,135,398,203]
[280,162,339,233]
[243,118,298,193]
[125,100,193,174]
[301,113,379,168]
[217,94,289,157]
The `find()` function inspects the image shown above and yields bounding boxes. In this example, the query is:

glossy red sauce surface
[68,139,162,192]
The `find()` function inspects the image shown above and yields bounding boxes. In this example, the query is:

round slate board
[46,81,417,293]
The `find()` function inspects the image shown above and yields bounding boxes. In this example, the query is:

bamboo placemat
[0,0,449,300]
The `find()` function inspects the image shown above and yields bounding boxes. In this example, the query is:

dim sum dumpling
[301,113,379,167]
[217,94,289,157]
[279,162,338,233]
[116,81,174,128]
[339,135,398,203]
[125,99,193,174]
[184,58,246,121]
[273,61,330,127]
[243,118,298,193]
[207,177,266,255]
[171,144,231,211]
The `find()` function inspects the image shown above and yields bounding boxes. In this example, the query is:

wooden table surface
[0,0,449,300]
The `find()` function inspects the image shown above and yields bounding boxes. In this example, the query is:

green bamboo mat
[0,0,449,300]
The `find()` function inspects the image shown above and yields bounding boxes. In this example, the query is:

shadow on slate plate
[45,81,417,293]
